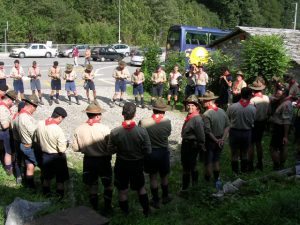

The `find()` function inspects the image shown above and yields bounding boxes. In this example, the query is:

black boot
[26,175,36,189]
[56,189,65,199]
[68,96,72,105]
[103,189,113,213]
[241,160,248,173]
[89,194,98,210]
[49,95,54,106]
[161,184,171,204]
[191,171,198,186]
[75,96,80,105]
[167,101,170,105]
[42,186,51,196]
[135,97,138,106]
[55,93,59,104]
[231,161,239,174]
[139,194,150,217]
[150,187,160,209]
[141,97,145,108]
[119,200,129,215]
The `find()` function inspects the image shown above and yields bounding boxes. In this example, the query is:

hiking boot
[54,99,59,104]
[39,100,44,105]
[68,100,71,105]
[49,100,53,106]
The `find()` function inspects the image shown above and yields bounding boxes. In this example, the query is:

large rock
[5,197,50,225]
[29,206,109,225]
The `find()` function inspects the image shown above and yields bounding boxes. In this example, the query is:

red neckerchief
[239,99,250,108]
[152,114,164,124]
[254,92,263,98]
[122,121,136,131]
[207,104,218,111]
[20,108,31,115]
[32,67,37,76]
[182,111,199,131]
[0,101,11,114]
[15,66,20,76]
[233,80,241,90]
[12,112,19,120]
[45,118,59,126]
[86,118,99,126]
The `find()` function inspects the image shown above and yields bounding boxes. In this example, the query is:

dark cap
[0,61,4,66]
[52,107,67,118]
[14,60,20,64]
[53,61,59,66]
[32,61,37,65]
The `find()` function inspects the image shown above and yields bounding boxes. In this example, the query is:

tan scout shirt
[35,120,67,154]
[195,72,208,86]
[203,108,229,137]
[0,68,6,79]
[151,71,167,84]
[83,71,95,81]
[139,116,171,148]
[131,72,145,84]
[270,99,293,125]
[169,72,182,86]
[28,67,41,79]
[17,111,37,145]
[10,66,25,80]
[12,113,20,141]
[72,123,111,157]
[232,80,247,94]
[112,67,130,80]
[227,101,256,130]
[0,103,12,130]
[48,66,62,80]
[64,71,77,81]
[250,94,270,121]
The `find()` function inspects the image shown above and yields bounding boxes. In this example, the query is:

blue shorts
[115,79,127,92]
[0,129,12,154]
[30,79,41,91]
[20,143,37,166]
[65,81,76,92]
[51,79,61,90]
[0,79,6,86]
[13,80,24,93]
[195,85,206,96]
[84,80,95,91]
[133,83,144,95]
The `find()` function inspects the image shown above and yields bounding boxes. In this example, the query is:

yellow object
[188,47,209,65]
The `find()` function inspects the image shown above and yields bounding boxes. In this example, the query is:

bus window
[185,32,208,46]
[209,33,225,44]
[166,30,181,51]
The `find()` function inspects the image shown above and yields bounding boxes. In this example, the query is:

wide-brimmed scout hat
[118,61,126,66]
[85,102,106,114]
[236,70,244,78]
[185,95,200,107]
[198,91,219,101]
[85,64,93,71]
[5,90,17,101]
[65,64,73,73]
[23,95,39,107]
[152,98,170,112]
[249,80,266,91]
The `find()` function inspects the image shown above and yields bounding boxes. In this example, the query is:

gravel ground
[31,87,185,163]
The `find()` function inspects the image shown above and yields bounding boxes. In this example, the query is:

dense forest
[0,0,299,44]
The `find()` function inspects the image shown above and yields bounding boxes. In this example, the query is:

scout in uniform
[232,71,247,103]
[0,61,7,86]
[64,64,80,105]
[17,95,39,188]
[72,102,113,213]
[269,87,293,170]
[83,64,96,104]
[111,61,130,107]
[131,68,145,108]
[227,87,256,174]
[35,107,69,198]
[0,91,17,175]
[194,65,208,97]
[10,60,25,100]
[199,91,229,182]
[167,65,182,110]
[48,61,62,105]
[285,74,300,98]
[180,95,205,194]
[248,81,270,171]
[151,65,166,107]
[216,67,232,109]
[72,45,79,67]
[139,99,172,209]
[28,61,44,105]
[0,84,8,99]
[84,47,91,66]
[107,102,151,216]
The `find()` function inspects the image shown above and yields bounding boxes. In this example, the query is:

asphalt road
[0,56,138,91]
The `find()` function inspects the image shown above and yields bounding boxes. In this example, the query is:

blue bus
[166,25,230,59]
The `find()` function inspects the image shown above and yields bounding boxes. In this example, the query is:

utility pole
[4,21,8,53]
[118,0,121,43]
[293,2,298,30]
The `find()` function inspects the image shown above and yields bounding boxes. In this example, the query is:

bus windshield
[166,29,181,52]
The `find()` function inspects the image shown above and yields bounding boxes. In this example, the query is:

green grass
[1,133,300,225]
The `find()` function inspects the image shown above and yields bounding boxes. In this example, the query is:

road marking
[97,79,114,85]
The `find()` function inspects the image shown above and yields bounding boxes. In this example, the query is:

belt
[66,80,74,82]
[230,128,251,131]
[0,78,5,80]
[23,143,32,148]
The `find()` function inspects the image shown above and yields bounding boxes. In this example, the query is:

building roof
[210,26,300,64]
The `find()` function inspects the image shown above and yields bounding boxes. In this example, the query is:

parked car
[109,44,130,57]
[130,48,165,66]
[9,44,58,58]
[91,46,125,62]
[59,45,89,58]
